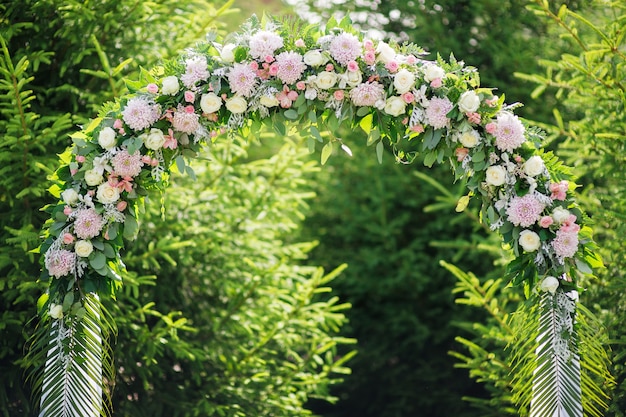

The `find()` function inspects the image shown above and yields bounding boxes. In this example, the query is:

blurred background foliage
[1,0,624,416]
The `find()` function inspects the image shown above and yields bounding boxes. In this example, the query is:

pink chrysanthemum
[45,249,76,278]
[73,208,104,240]
[172,106,200,133]
[494,112,526,152]
[329,33,361,66]
[426,97,453,129]
[249,30,284,59]
[121,97,160,131]
[180,56,210,88]
[228,63,258,97]
[506,194,545,227]
[349,81,384,107]
[275,51,305,85]
[552,229,579,259]
[112,149,144,178]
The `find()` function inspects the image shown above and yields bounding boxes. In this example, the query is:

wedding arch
[35,14,605,417]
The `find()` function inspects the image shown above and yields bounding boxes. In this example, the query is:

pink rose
[62,233,75,245]
[334,90,345,100]
[385,60,399,73]
[184,91,195,103]
[539,216,554,228]
[347,60,359,72]
[402,92,415,103]
[485,122,497,134]
[430,78,442,88]
[295,39,306,48]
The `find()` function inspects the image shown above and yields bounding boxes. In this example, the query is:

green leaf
[89,251,106,270]
[375,140,384,164]
[321,142,333,165]
[283,109,298,120]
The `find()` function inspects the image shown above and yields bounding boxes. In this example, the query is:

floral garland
[40,15,601,353]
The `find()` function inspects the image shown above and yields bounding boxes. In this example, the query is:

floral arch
[35,14,605,417]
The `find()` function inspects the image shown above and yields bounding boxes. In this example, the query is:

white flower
[519,230,541,252]
[552,207,571,224]
[523,155,545,177]
[340,70,362,88]
[259,95,279,107]
[459,129,480,148]
[161,76,180,95]
[84,169,104,186]
[540,276,559,294]
[384,96,407,117]
[485,165,506,186]
[314,71,338,89]
[376,41,396,64]
[49,303,64,319]
[305,88,318,100]
[303,50,327,67]
[75,240,94,257]
[98,127,117,150]
[458,91,480,113]
[142,128,166,150]
[220,44,236,63]
[200,92,223,113]
[225,96,247,114]
[96,182,120,204]
[423,64,445,82]
[62,188,79,205]
[393,69,415,94]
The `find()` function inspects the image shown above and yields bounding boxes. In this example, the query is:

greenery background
[1,0,624,416]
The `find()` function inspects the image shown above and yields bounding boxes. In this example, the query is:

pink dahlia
[552,229,579,259]
[349,81,385,107]
[228,63,258,97]
[275,51,305,85]
[494,112,526,152]
[73,208,104,240]
[112,149,144,178]
[45,249,76,278]
[172,105,200,133]
[506,194,545,227]
[329,33,361,66]
[249,30,284,59]
[180,56,210,88]
[426,97,453,129]
[121,97,160,131]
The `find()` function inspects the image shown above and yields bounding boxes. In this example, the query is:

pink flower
[363,39,374,50]
[406,55,418,65]
[550,180,568,201]
[349,81,385,107]
[184,91,195,103]
[466,112,481,124]
[76,155,86,163]
[121,97,160,131]
[334,90,345,100]
[296,81,306,90]
[364,51,376,66]
[117,201,128,212]
[329,32,361,66]
[485,122,497,134]
[228,63,257,97]
[180,56,210,88]
[494,112,526,152]
[430,78,443,88]
[147,83,159,94]
[45,249,76,278]
[506,194,545,227]
[249,30,284,60]
[63,206,73,216]
[325,63,334,72]
[73,208,104,239]
[295,39,306,48]
[402,92,415,103]
[552,229,579,259]
[456,147,469,161]
[275,51,306,84]
[561,215,580,233]
[113,119,123,129]
[425,97,453,129]
[277,86,295,108]
[385,60,399,73]
[163,129,177,149]
[62,233,75,245]
[269,63,279,76]
[411,124,425,133]
[539,216,554,228]
[347,60,359,72]
[172,105,200,133]
[112,149,144,178]
[142,155,152,164]
[250,61,259,71]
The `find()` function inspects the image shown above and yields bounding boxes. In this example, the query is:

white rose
[393,69,415,94]
[84,169,104,186]
[142,128,166,150]
[49,303,64,319]
[552,207,571,224]
[519,230,541,252]
[220,44,236,63]
[459,130,480,148]
[98,127,117,150]
[75,240,94,257]
[384,96,407,117]
[225,96,248,114]
[61,188,79,205]
[96,182,120,204]
[259,95,279,107]
[314,71,338,90]
[161,75,180,95]
[540,276,559,294]
[376,41,396,64]
[303,50,327,67]
[485,165,506,186]
[423,64,445,82]
[458,90,480,113]
[200,92,223,113]
[305,88,318,100]
[523,155,545,177]
[341,70,362,88]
